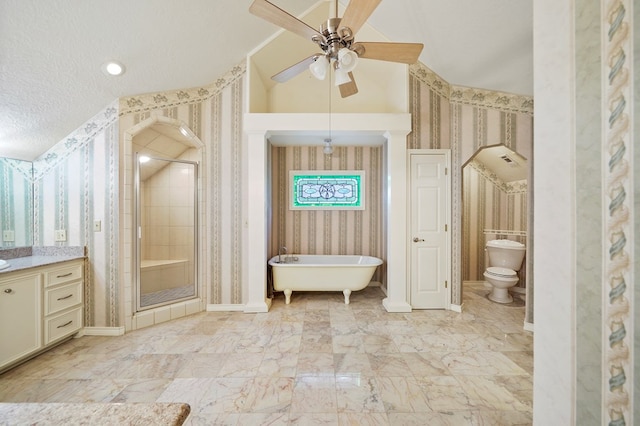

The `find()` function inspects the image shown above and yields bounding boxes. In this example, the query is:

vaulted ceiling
[0,0,532,162]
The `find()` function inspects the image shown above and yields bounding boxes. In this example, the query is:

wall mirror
[0,158,34,248]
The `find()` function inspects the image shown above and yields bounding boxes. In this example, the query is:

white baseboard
[524,321,534,332]
[382,298,412,313]
[206,304,246,312]
[83,326,125,336]
[244,298,272,313]
[450,303,463,313]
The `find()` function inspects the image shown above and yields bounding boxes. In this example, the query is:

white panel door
[409,152,450,309]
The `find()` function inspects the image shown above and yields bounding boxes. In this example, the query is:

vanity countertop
[0,255,85,275]
[0,246,85,275]
[0,402,190,425]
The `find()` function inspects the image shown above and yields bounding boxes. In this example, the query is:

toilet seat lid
[486,267,517,278]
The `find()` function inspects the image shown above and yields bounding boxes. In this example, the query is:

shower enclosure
[135,153,198,311]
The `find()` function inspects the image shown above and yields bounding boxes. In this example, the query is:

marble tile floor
[0,283,532,425]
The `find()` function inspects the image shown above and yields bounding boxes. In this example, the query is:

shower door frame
[134,152,199,312]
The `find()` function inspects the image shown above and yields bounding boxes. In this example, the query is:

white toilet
[483,239,526,303]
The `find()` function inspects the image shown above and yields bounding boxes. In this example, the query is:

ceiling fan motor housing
[316,18,354,59]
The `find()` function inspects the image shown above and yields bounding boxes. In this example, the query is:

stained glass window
[290,171,365,210]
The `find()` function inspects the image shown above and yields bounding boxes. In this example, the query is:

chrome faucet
[278,246,288,263]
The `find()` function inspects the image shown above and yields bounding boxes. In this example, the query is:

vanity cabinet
[0,272,41,369]
[0,259,83,372]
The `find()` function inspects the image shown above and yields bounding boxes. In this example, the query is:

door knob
[413,237,424,242]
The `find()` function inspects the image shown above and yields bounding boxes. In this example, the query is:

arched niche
[244,112,412,313]
[461,143,532,325]
[122,115,205,331]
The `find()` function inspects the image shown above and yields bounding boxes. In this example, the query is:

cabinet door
[0,274,41,367]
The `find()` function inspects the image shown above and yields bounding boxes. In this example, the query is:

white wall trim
[524,321,534,332]
[450,303,463,313]
[207,304,246,312]
[382,298,412,313]
[533,0,576,423]
[83,326,125,336]
[244,297,272,313]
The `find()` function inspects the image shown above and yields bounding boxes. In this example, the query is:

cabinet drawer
[44,307,82,344]
[44,281,82,316]
[44,262,83,287]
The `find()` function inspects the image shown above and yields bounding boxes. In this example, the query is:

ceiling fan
[249,0,424,98]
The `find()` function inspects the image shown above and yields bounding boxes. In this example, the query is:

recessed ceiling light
[102,60,126,76]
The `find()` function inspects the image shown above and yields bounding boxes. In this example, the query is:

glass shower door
[135,154,198,311]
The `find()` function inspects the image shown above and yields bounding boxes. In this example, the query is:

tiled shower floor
[0,283,532,425]
[140,284,196,308]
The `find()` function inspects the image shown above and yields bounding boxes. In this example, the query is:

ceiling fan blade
[249,0,322,41]
[338,72,358,98]
[339,0,381,36]
[272,54,321,83]
[353,41,424,64]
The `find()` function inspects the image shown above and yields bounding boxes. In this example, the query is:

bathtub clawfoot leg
[343,289,352,304]
[284,289,292,305]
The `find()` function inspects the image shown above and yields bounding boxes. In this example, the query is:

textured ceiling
[471,145,529,183]
[0,0,532,162]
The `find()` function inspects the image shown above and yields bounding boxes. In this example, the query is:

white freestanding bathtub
[268,255,383,304]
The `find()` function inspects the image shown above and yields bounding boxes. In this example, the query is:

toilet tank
[486,239,526,270]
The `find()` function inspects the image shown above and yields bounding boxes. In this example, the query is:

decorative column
[244,129,271,313]
[382,130,412,312]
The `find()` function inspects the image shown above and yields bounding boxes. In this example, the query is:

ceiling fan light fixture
[309,56,329,80]
[337,48,358,73]
[323,139,333,155]
[334,68,351,86]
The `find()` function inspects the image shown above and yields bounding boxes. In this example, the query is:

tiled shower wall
[141,150,198,285]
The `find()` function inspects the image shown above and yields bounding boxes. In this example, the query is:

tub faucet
[278,246,288,263]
